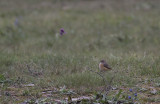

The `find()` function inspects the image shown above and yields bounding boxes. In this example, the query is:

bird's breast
[99,63,103,70]
[99,62,110,71]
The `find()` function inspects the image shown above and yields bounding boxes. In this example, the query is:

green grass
[0,0,160,103]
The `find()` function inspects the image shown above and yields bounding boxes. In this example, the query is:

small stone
[24,84,35,87]
[150,89,157,95]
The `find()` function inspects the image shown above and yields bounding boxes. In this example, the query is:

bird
[99,60,112,72]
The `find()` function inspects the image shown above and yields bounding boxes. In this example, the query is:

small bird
[99,60,112,72]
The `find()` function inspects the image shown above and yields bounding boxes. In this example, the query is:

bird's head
[100,60,105,63]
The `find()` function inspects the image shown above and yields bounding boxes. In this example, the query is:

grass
[0,0,160,103]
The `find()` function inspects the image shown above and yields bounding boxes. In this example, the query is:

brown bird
[99,60,112,72]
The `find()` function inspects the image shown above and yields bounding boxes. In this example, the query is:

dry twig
[88,68,116,95]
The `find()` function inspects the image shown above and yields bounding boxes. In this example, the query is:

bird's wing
[103,63,111,69]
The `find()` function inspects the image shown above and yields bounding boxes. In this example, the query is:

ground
[0,0,160,103]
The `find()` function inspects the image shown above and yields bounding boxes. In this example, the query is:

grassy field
[0,0,160,103]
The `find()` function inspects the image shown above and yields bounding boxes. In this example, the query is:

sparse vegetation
[0,0,160,103]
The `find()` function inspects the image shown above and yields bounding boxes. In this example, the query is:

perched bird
[99,60,112,72]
